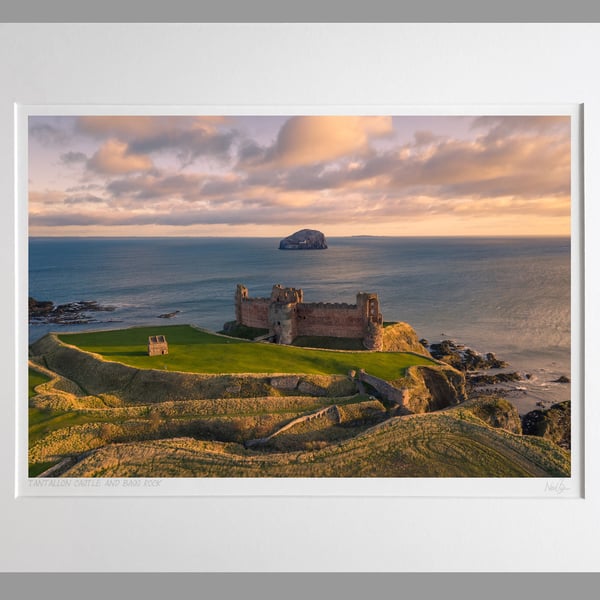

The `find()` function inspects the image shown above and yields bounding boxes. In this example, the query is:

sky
[28,114,571,237]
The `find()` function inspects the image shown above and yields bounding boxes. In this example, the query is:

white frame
[16,103,582,499]
[1,23,599,572]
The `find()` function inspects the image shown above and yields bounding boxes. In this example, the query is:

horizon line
[27,233,572,239]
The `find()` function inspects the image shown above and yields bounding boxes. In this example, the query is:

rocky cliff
[279,229,327,250]
[380,322,430,354]
[522,400,571,449]
[395,364,467,414]
[459,396,523,434]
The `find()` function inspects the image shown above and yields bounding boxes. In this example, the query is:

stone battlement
[234,284,384,350]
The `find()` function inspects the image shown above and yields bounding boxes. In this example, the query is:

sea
[28,236,572,415]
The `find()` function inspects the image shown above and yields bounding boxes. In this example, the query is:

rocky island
[279,229,328,250]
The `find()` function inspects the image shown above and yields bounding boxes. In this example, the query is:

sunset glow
[28,114,571,237]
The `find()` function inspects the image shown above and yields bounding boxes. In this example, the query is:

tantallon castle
[234,284,384,350]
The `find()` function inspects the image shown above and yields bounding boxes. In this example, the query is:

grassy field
[28,368,50,398]
[291,335,365,350]
[58,325,436,380]
[29,407,127,444]
[29,460,61,478]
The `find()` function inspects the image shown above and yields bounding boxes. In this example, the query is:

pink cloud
[87,139,155,175]
[263,116,393,167]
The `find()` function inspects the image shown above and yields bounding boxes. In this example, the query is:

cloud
[87,139,155,175]
[106,173,202,200]
[200,177,243,196]
[238,140,264,163]
[29,189,67,206]
[29,115,572,235]
[106,172,249,203]
[127,128,237,166]
[60,151,88,165]
[412,130,442,146]
[246,116,393,168]
[65,183,103,193]
[29,175,571,232]
[471,115,570,142]
[29,121,69,146]
[75,116,229,140]
[75,115,237,167]
[395,133,570,199]
[63,194,105,205]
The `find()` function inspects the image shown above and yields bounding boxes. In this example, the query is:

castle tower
[268,284,302,344]
[270,284,303,304]
[235,284,249,323]
[357,292,383,350]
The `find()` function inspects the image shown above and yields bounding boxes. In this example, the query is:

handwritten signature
[545,480,570,495]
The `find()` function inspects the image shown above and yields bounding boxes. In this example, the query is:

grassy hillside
[28,368,50,398]
[29,326,569,479]
[28,356,569,478]
[57,325,436,380]
[59,408,570,478]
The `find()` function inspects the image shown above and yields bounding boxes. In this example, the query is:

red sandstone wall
[296,304,365,338]
[239,299,270,329]
[239,296,369,339]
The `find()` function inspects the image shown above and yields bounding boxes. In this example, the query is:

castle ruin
[148,335,168,356]
[234,284,384,350]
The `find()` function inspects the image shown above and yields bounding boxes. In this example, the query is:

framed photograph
[2,23,599,572]
[17,106,581,499]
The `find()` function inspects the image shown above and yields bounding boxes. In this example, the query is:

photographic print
[26,113,573,480]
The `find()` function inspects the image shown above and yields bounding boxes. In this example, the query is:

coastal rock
[402,364,467,413]
[158,311,181,319]
[279,229,327,250]
[461,396,522,434]
[468,372,522,386]
[426,339,508,371]
[29,297,116,325]
[29,297,54,316]
[522,400,571,450]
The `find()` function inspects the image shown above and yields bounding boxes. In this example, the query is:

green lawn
[291,336,365,350]
[58,325,436,380]
[29,460,61,478]
[29,407,125,444]
[29,368,50,398]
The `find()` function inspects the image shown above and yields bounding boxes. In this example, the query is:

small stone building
[148,335,168,356]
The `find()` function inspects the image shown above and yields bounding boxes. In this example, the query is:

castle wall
[234,285,384,347]
[296,303,366,338]
[358,370,409,406]
[238,298,270,329]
